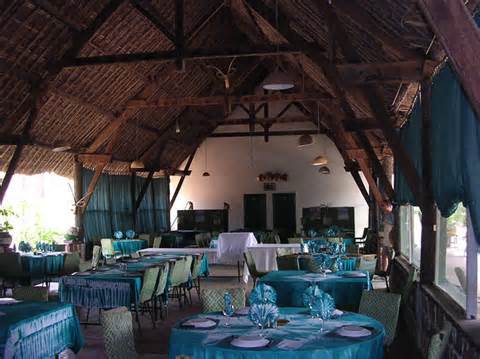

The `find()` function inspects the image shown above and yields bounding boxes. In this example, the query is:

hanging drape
[395,64,480,243]
[82,170,170,242]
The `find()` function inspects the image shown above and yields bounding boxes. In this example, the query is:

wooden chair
[243,252,268,287]
[135,266,160,328]
[200,288,246,313]
[358,290,401,346]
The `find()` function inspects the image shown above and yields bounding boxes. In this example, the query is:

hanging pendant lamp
[311,102,328,165]
[297,134,314,147]
[202,140,210,177]
[262,0,295,91]
[130,118,145,170]
[318,166,331,174]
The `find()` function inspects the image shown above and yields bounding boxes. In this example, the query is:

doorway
[244,194,267,230]
[273,193,296,241]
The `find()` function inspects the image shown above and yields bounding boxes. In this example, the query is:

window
[399,205,422,266]
[436,205,467,308]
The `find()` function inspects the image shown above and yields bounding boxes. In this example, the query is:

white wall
[170,123,369,236]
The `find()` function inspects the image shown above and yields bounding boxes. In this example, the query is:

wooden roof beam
[418,0,480,124]
[127,92,334,109]
[130,0,175,43]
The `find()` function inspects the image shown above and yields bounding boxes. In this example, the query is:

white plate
[342,272,366,278]
[235,307,249,315]
[231,335,270,348]
[332,309,343,317]
[0,298,21,305]
[337,325,371,338]
[183,318,217,328]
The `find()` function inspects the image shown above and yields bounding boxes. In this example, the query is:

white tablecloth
[245,243,302,273]
[216,232,258,266]
[139,247,219,264]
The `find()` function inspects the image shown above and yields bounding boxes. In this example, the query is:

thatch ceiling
[0,0,441,177]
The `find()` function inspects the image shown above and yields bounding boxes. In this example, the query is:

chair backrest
[358,255,377,276]
[138,233,150,241]
[63,252,80,275]
[427,321,452,359]
[92,245,102,268]
[276,247,299,257]
[298,255,323,273]
[0,252,22,277]
[131,251,140,259]
[200,287,246,313]
[13,286,48,302]
[276,254,299,270]
[454,267,467,293]
[191,254,204,280]
[243,252,258,277]
[139,266,160,304]
[182,255,193,283]
[153,236,162,248]
[358,290,401,346]
[288,237,303,244]
[170,258,187,287]
[100,307,138,359]
[101,239,115,257]
[155,263,170,297]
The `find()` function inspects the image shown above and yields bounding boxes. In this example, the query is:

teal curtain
[395,64,480,243]
[82,171,170,242]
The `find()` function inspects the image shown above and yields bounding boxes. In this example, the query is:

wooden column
[131,172,136,230]
[420,79,437,284]
[169,149,197,210]
[73,158,84,240]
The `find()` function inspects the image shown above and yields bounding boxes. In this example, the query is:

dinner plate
[235,307,249,316]
[336,325,371,338]
[0,298,22,305]
[342,272,367,278]
[231,335,270,348]
[182,318,217,329]
[332,309,344,317]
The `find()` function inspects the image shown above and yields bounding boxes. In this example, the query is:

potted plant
[0,208,15,247]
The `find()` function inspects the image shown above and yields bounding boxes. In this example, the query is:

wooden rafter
[135,171,155,211]
[418,0,480,123]
[130,0,175,43]
[175,0,185,70]
[170,149,197,210]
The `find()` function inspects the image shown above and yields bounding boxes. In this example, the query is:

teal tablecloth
[113,239,148,255]
[259,271,371,311]
[169,307,384,359]
[311,255,357,271]
[20,253,66,277]
[0,301,83,359]
[59,269,142,309]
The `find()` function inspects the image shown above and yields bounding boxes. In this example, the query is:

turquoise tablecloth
[259,271,371,311]
[0,301,83,359]
[59,269,142,309]
[311,255,357,271]
[113,239,148,255]
[169,307,384,359]
[20,253,66,277]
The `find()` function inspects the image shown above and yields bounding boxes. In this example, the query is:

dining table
[59,255,179,310]
[0,301,83,359]
[258,271,371,311]
[169,307,384,359]
[112,239,148,255]
[20,252,66,278]
[140,247,217,268]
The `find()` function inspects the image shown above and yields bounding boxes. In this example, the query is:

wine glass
[223,303,235,327]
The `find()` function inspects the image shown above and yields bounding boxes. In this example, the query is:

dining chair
[358,255,377,278]
[131,266,160,329]
[62,252,80,275]
[287,237,303,244]
[276,254,299,270]
[13,286,49,302]
[200,287,246,313]
[153,236,162,248]
[100,239,121,259]
[138,233,150,242]
[101,306,162,359]
[243,252,268,287]
[427,321,452,359]
[0,252,29,289]
[358,290,401,346]
[276,247,298,257]
[169,257,191,308]
[190,254,204,299]
[154,262,170,320]
[92,245,102,269]
[181,255,193,305]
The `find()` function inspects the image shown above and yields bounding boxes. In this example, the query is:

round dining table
[169,307,384,358]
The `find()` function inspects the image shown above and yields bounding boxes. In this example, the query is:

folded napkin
[277,339,307,350]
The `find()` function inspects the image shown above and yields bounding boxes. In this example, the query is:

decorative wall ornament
[256,172,288,182]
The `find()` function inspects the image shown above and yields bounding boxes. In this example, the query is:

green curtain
[82,170,170,242]
[395,64,480,243]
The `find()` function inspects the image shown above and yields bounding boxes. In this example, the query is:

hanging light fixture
[202,140,210,177]
[311,102,328,165]
[297,134,313,147]
[318,166,331,175]
[175,118,181,133]
[130,117,145,170]
[262,0,295,91]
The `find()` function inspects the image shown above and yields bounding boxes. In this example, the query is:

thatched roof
[0,0,443,178]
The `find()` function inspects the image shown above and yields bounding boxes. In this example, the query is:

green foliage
[0,207,16,232]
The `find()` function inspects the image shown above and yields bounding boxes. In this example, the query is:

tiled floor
[72,265,419,358]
